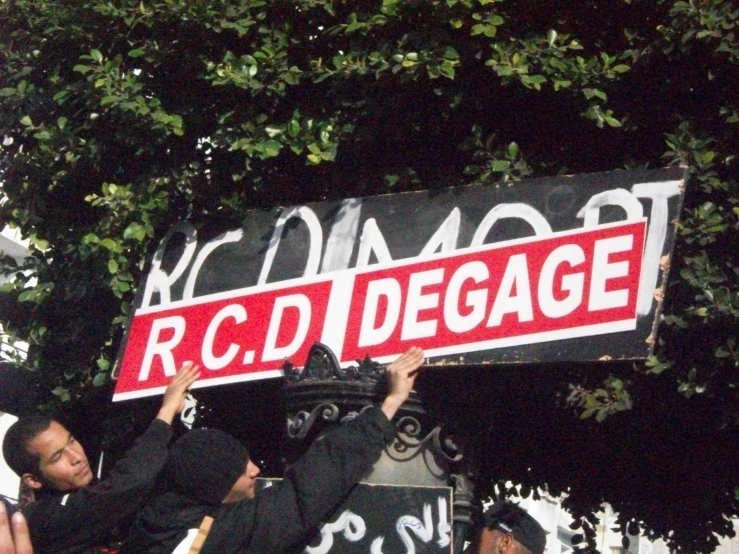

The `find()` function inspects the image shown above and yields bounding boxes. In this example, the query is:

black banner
[259,479,453,554]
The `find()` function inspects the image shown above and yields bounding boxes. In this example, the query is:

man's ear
[498,533,515,553]
[22,473,43,490]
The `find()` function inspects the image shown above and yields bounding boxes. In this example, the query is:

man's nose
[67,447,83,463]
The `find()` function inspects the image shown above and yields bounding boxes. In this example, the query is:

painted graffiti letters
[305,496,451,554]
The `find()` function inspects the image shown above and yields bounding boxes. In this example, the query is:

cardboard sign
[113,167,686,400]
[257,479,453,554]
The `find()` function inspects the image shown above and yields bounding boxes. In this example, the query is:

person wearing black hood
[122,346,425,554]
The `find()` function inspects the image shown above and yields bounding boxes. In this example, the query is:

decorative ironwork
[282,341,477,554]
[283,342,387,383]
[388,419,465,464]
[287,401,341,439]
[451,471,477,554]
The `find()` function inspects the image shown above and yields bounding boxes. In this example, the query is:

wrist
[156,406,176,425]
[380,394,406,421]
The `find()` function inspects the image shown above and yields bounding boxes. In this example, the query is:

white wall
[0,225,30,362]
[0,412,20,502]
[0,222,29,502]
[507,491,739,554]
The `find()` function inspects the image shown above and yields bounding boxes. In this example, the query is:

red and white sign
[113,219,647,400]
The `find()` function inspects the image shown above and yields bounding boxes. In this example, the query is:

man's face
[24,421,93,492]
[470,528,522,554]
[223,460,261,503]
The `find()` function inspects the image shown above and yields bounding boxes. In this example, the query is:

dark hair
[482,501,530,529]
[2,415,54,476]
[481,501,547,554]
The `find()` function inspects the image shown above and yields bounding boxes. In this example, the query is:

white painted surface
[0,412,20,502]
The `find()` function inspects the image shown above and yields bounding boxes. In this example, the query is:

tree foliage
[0,1,737,551]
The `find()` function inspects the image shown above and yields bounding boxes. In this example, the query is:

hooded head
[165,428,251,506]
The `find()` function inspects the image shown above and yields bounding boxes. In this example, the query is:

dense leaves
[0,1,736,551]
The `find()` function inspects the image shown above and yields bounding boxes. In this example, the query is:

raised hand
[156,361,201,425]
[381,347,425,421]
[0,503,33,554]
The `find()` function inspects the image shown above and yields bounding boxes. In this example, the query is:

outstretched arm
[204,348,426,554]
[156,361,201,425]
[381,346,425,421]
[21,362,202,553]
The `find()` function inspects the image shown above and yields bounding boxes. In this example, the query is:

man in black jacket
[122,346,425,554]
[2,362,200,554]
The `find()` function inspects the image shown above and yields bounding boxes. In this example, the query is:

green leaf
[52,386,71,402]
[30,234,49,250]
[100,238,118,250]
[73,64,91,74]
[123,222,142,240]
[100,95,118,106]
[117,280,131,292]
[443,47,460,60]
[580,408,595,420]
[262,140,282,157]
[93,372,109,387]
[612,64,630,73]
[96,358,111,371]
[128,48,145,58]
[265,125,282,137]
[90,49,103,62]
[20,115,33,127]
[491,160,510,172]
[17,290,34,302]
[57,117,68,129]
[108,258,119,273]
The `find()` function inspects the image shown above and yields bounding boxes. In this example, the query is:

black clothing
[24,419,172,554]
[123,407,395,554]
[166,427,248,506]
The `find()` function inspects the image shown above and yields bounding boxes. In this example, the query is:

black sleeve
[223,407,394,554]
[25,418,172,553]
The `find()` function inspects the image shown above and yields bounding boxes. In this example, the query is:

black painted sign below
[258,479,453,554]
